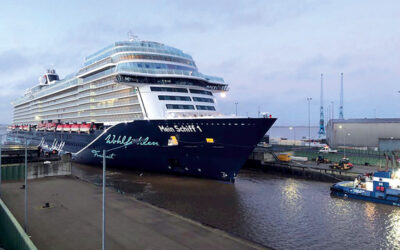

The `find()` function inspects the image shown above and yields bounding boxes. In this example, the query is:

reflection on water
[387,210,400,248]
[73,164,400,250]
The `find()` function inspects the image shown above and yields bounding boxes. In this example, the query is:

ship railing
[69,110,142,119]
[83,68,116,83]
[79,79,115,92]
[37,97,79,111]
[38,97,78,110]
[117,67,225,84]
[77,93,137,105]
[85,44,114,61]
[13,107,35,116]
[29,88,78,105]
[86,100,140,110]
[75,87,133,100]
[113,45,193,60]
[113,53,195,67]
[40,106,80,116]
[78,57,114,75]
[84,49,114,67]
[72,101,139,113]
[89,89,135,101]
[39,109,78,118]
[93,85,131,96]
[35,79,78,99]
[78,107,141,116]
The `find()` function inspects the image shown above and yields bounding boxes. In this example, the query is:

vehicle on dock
[329,158,353,170]
[277,153,291,162]
[316,155,330,164]
[319,146,337,154]
[331,170,400,206]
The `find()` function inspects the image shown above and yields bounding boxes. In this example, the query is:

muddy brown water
[72,163,400,250]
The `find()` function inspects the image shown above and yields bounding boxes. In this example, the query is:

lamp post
[234,102,238,116]
[289,126,295,146]
[101,141,136,250]
[102,149,106,250]
[339,125,350,158]
[307,97,312,149]
[24,138,28,233]
[344,132,351,158]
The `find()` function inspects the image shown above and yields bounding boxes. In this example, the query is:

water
[268,126,319,140]
[73,164,400,250]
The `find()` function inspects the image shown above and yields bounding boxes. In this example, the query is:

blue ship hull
[8,117,275,182]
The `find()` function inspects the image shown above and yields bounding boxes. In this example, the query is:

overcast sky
[0,0,399,126]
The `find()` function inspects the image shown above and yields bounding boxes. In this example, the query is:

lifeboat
[56,124,63,132]
[80,123,91,134]
[63,124,72,133]
[46,122,57,132]
[71,123,81,133]
[37,123,46,131]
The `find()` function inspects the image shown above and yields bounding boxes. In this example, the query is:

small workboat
[331,170,400,206]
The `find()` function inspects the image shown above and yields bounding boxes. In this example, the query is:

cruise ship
[8,39,276,182]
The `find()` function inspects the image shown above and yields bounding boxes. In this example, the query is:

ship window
[166,104,195,110]
[196,105,216,111]
[189,89,213,96]
[150,87,188,93]
[48,74,59,82]
[117,53,194,66]
[158,95,191,101]
[192,97,214,103]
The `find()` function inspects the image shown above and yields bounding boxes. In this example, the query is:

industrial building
[326,119,400,149]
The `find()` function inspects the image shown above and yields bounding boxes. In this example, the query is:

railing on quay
[0,198,38,250]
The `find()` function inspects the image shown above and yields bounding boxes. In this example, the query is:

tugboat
[331,170,400,206]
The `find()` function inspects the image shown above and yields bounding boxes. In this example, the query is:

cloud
[0,50,31,74]
[0,0,399,126]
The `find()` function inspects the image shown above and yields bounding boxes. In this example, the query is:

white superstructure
[12,40,228,125]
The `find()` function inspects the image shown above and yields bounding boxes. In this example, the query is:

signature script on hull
[104,134,159,147]
[38,138,65,152]
[91,150,115,159]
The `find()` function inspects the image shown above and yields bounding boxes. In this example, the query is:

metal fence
[1,165,25,181]
[0,199,37,250]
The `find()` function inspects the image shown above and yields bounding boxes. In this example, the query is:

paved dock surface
[1,176,264,250]
[291,161,381,174]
